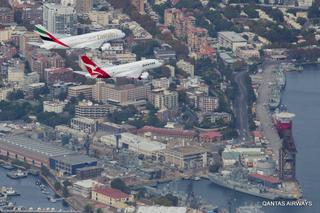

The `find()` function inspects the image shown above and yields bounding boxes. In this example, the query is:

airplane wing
[28,42,43,47]
[73,40,104,50]
[73,71,92,78]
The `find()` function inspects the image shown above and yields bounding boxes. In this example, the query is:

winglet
[80,56,111,78]
[34,25,69,48]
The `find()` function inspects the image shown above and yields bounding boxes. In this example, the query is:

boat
[1,187,20,196]
[7,170,28,179]
[194,177,201,181]
[208,172,279,200]
[2,165,14,170]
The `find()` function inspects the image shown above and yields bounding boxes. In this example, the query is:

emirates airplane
[75,56,163,79]
[30,25,125,50]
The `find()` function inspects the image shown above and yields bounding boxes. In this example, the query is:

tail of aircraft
[80,56,111,78]
[34,25,69,48]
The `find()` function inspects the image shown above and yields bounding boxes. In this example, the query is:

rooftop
[50,154,97,165]
[74,179,102,188]
[0,135,72,160]
[138,126,195,137]
[219,31,247,42]
[168,146,208,156]
[93,187,131,199]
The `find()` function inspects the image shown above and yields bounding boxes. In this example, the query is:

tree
[209,164,220,173]
[61,134,71,145]
[7,90,24,101]
[96,209,103,213]
[62,186,69,197]
[153,194,178,206]
[308,1,320,18]
[175,0,202,9]
[297,17,307,26]
[63,180,72,187]
[54,181,61,191]
[83,204,94,213]
[111,178,130,193]
[132,40,160,60]
[243,6,259,18]
[41,165,50,177]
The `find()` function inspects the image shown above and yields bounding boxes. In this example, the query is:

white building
[43,3,77,35]
[7,60,25,83]
[72,179,103,198]
[88,11,111,27]
[218,31,247,52]
[0,88,13,101]
[176,59,195,78]
[152,77,171,89]
[153,89,179,110]
[100,133,166,157]
[43,100,66,113]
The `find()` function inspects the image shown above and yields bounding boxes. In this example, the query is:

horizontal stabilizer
[28,42,43,47]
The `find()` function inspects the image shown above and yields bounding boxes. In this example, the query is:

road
[234,71,250,142]
[256,61,282,160]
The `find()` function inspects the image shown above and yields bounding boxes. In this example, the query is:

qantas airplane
[75,55,163,79]
[30,25,125,50]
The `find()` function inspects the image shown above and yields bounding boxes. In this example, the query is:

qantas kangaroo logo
[81,56,111,78]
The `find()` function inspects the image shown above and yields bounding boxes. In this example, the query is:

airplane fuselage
[41,29,125,50]
[103,59,162,78]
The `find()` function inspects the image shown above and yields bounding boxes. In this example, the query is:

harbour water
[0,167,69,210]
[158,65,320,213]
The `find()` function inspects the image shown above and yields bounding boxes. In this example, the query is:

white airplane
[75,55,163,79]
[30,25,125,50]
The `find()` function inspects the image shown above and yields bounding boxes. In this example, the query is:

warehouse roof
[0,135,72,160]
[50,154,97,165]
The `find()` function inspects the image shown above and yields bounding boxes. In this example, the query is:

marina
[0,166,70,211]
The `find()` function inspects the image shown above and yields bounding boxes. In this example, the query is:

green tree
[7,89,24,101]
[96,209,103,213]
[308,1,320,18]
[61,134,71,145]
[62,186,69,197]
[243,6,259,18]
[63,180,72,187]
[132,40,160,60]
[83,204,94,213]
[209,164,220,173]
[41,165,50,177]
[54,181,61,191]
[175,0,202,9]
[111,178,130,193]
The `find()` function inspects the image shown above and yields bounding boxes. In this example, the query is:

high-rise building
[92,81,151,105]
[153,89,179,110]
[43,3,77,35]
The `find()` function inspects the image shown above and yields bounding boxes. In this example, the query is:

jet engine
[99,43,111,51]
[140,72,149,80]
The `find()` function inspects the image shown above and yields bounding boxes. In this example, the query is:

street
[256,61,282,161]
[234,71,250,142]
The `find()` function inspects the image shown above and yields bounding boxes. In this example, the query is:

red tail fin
[81,56,111,78]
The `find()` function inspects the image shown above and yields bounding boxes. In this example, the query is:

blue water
[0,167,69,210]
[158,65,320,213]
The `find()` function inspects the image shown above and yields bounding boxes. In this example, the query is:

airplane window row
[142,62,156,67]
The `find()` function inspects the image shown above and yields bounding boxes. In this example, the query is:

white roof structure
[74,179,102,189]
[100,133,166,155]
[136,206,188,213]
